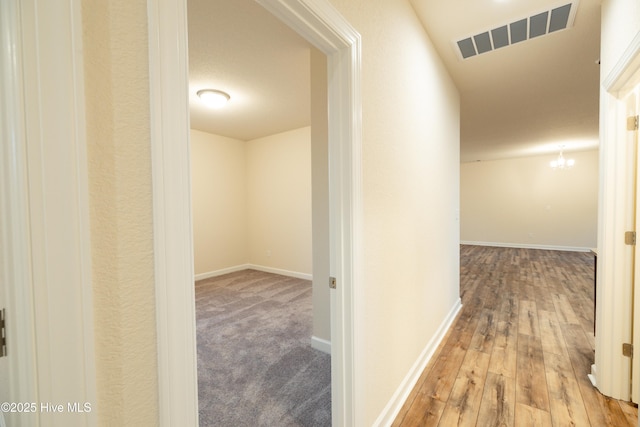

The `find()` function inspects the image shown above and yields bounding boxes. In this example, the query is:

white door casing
[631,86,640,404]
[621,85,640,404]
[0,1,38,426]
[597,31,640,401]
[1,0,96,426]
[147,0,363,425]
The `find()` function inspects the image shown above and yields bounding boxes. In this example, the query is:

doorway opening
[186,2,330,420]
[147,0,362,425]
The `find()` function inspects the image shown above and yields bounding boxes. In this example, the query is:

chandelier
[550,146,575,170]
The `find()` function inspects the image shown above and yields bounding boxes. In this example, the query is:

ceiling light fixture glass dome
[197,89,230,109]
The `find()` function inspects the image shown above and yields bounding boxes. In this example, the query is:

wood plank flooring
[393,245,638,427]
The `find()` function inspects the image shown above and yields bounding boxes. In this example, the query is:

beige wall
[461,150,599,250]
[246,127,312,274]
[329,0,460,423]
[190,127,312,277]
[82,0,158,425]
[190,130,247,274]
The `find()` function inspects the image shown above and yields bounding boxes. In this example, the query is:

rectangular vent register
[456,3,576,60]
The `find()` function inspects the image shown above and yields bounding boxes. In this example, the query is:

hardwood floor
[393,245,638,427]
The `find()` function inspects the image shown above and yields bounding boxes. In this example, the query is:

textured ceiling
[187,0,312,141]
[410,0,601,162]
[187,0,601,161]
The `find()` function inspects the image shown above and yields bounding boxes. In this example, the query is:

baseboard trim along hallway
[373,298,463,427]
[393,246,637,426]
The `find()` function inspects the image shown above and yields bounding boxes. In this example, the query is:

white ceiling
[187,0,311,141]
[187,0,601,162]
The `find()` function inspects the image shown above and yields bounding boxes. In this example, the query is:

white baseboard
[373,298,463,427]
[194,264,312,282]
[461,240,591,253]
[247,264,312,281]
[194,264,251,281]
[311,335,331,354]
[588,363,597,387]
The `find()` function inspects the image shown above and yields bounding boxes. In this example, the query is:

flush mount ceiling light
[197,89,230,109]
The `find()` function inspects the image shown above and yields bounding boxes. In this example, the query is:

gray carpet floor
[196,269,331,427]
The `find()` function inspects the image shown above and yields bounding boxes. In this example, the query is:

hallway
[394,245,638,426]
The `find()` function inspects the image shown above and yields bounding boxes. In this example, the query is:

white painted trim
[588,364,597,387]
[149,0,361,426]
[0,1,38,425]
[194,264,312,281]
[147,0,199,425]
[461,241,592,252]
[311,336,332,354]
[194,265,252,281]
[603,31,640,95]
[248,265,312,281]
[373,299,463,427]
[70,1,98,415]
[595,29,640,400]
[16,0,97,424]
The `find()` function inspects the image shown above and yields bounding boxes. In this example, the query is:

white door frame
[146,0,363,425]
[631,87,640,404]
[1,0,97,426]
[596,31,640,400]
[0,1,39,425]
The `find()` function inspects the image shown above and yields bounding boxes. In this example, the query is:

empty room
[187,0,332,424]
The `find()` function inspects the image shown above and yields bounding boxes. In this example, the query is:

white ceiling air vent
[455,2,577,60]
